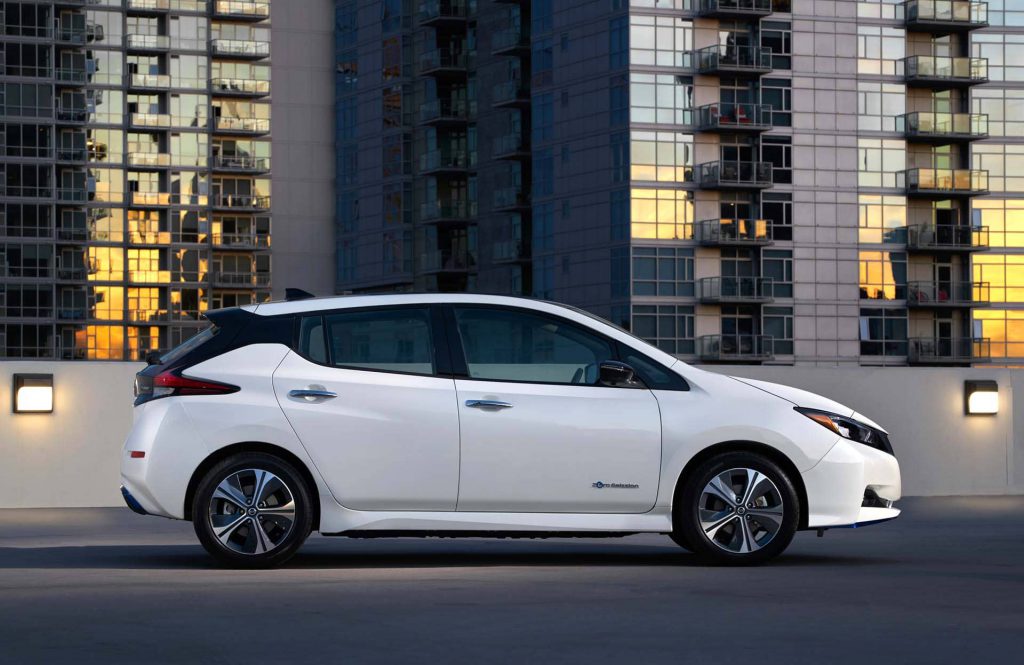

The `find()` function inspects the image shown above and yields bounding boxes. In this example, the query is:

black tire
[193,452,314,569]
[672,451,800,565]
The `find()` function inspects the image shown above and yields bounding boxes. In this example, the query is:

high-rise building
[1,0,273,360]
[330,1,1019,367]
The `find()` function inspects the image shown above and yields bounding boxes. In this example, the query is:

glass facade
[0,0,273,359]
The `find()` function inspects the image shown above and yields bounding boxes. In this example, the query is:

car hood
[727,376,887,433]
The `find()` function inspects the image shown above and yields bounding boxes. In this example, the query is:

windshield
[158,326,217,365]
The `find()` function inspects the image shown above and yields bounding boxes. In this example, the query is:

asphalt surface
[0,497,1021,664]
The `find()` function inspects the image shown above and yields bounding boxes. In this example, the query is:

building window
[533,202,554,252]
[630,73,693,125]
[382,133,410,178]
[610,16,628,69]
[857,25,905,76]
[533,149,553,197]
[973,33,1024,83]
[532,36,553,86]
[859,308,908,357]
[632,305,695,355]
[859,251,907,301]
[763,250,793,298]
[762,193,792,242]
[629,15,692,68]
[611,132,629,183]
[761,136,791,184]
[857,81,906,133]
[610,189,629,241]
[972,143,1024,193]
[610,74,629,126]
[763,306,793,355]
[857,138,906,189]
[761,21,791,70]
[338,190,358,233]
[973,199,1024,248]
[630,131,693,182]
[632,247,694,297]
[630,188,694,240]
[973,310,1024,359]
[533,93,554,143]
[973,255,1024,303]
[611,246,629,298]
[973,89,1024,138]
[858,194,906,244]
[761,78,791,127]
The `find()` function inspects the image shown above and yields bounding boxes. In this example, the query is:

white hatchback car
[121,293,901,568]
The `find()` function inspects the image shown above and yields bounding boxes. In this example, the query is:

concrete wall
[0,361,1020,508]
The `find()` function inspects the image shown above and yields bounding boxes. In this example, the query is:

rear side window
[158,326,217,365]
[298,316,327,364]
[323,308,435,375]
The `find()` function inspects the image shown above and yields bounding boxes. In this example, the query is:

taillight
[134,369,238,406]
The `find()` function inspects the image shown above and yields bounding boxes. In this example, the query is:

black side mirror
[145,351,163,366]
[598,361,642,388]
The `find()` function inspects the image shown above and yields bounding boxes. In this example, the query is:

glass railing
[57,188,87,203]
[419,98,470,122]
[130,192,173,206]
[55,68,87,84]
[906,223,989,250]
[420,200,476,221]
[420,150,470,171]
[54,23,86,44]
[57,148,87,162]
[697,160,773,188]
[900,168,988,194]
[492,80,528,105]
[213,155,269,171]
[127,152,172,167]
[908,337,990,364]
[127,0,171,10]
[211,39,270,58]
[129,73,171,89]
[418,0,469,22]
[698,276,774,302]
[698,0,773,15]
[898,112,988,138]
[904,0,988,26]
[212,194,271,209]
[126,34,171,50]
[420,49,471,72]
[211,77,270,95]
[698,334,774,361]
[492,26,528,53]
[493,133,527,156]
[906,281,990,306]
[214,1,270,18]
[697,102,772,130]
[211,233,270,248]
[493,186,529,210]
[493,239,527,262]
[56,108,88,122]
[903,56,988,82]
[212,272,271,287]
[420,249,476,272]
[215,117,270,133]
[130,112,172,127]
[696,219,771,245]
[696,44,772,72]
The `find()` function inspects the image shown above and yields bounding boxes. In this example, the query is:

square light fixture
[12,374,54,414]
[964,380,998,416]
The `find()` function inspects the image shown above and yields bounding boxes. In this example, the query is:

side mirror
[598,361,642,388]
[145,351,163,366]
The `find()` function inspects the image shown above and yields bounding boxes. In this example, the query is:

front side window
[322,307,434,375]
[454,307,614,385]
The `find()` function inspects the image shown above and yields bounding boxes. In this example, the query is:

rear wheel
[672,452,799,565]
[193,452,313,569]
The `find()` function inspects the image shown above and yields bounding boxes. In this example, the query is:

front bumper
[121,486,148,515]
[802,438,902,529]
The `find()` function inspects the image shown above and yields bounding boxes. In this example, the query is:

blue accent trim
[121,486,147,515]
[831,516,899,529]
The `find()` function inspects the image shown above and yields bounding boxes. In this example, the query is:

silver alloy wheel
[698,467,784,554]
[208,468,296,556]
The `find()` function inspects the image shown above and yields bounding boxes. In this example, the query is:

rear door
[273,305,460,511]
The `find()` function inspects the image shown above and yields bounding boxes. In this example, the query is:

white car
[121,293,901,568]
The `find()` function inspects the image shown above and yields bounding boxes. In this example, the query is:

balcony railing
[419,99,471,123]
[213,155,269,172]
[212,194,271,210]
[698,334,775,362]
[211,39,270,58]
[126,0,171,11]
[212,271,271,287]
[215,117,270,134]
[907,281,990,307]
[130,112,172,128]
[57,188,87,203]
[420,49,471,74]
[420,249,476,273]
[903,55,988,86]
[698,276,774,303]
[56,108,88,123]
[57,148,87,162]
[126,34,171,50]
[211,77,270,96]
[899,168,989,196]
[493,132,528,158]
[492,26,529,55]
[418,0,469,25]
[55,68,87,84]
[493,186,530,211]
[130,192,173,206]
[908,337,991,365]
[420,150,471,173]
[493,239,529,263]
[697,0,773,18]
[420,201,476,222]
[904,1,988,31]
[129,73,172,89]
[696,219,772,246]
[211,232,270,248]
[213,1,270,19]
[127,152,172,167]
[906,223,989,251]
[897,112,988,141]
[492,79,529,106]
[696,102,772,132]
[695,45,773,75]
[54,23,87,45]
[696,160,773,189]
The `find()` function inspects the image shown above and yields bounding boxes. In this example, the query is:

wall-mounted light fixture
[12,374,54,414]
[964,380,998,416]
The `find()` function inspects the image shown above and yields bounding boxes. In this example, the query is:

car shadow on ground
[0,544,895,571]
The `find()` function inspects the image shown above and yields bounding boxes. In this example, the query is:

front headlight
[795,407,893,455]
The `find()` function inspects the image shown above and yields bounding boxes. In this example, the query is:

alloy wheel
[208,468,297,556]
[698,467,784,554]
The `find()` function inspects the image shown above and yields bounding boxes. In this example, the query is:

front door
[273,306,460,511]
[449,305,662,513]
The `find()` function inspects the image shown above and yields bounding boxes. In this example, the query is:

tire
[672,451,800,565]
[193,452,314,569]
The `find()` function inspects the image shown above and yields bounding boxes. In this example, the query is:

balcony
[695,45,773,76]
[127,152,172,168]
[904,1,988,33]
[212,194,271,211]
[903,56,988,88]
[420,200,476,223]
[215,117,271,135]
[696,219,773,246]
[696,102,772,133]
[212,39,270,59]
[493,239,529,264]
[697,0,772,18]
[696,160,773,190]
[906,223,989,252]
[213,155,270,173]
[213,1,270,20]
[420,249,476,273]
[126,0,171,12]
[492,132,529,159]
[492,79,530,107]
[899,168,989,197]
[698,276,774,304]
[420,150,472,175]
[698,334,775,363]
[54,24,87,45]
[56,108,88,124]
[212,272,271,288]
[419,49,471,76]
[907,281,990,307]
[212,232,271,249]
[57,188,88,203]
[126,34,171,51]
[56,147,87,163]
[493,186,530,212]
[418,0,469,26]
[55,68,86,85]
[130,192,172,207]
[908,337,991,365]
[492,26,529,56]
[129,73,172,90]
[419,99,471,125]
[898,112,988,142]
[130,112,172,128]
[211,77,270,97]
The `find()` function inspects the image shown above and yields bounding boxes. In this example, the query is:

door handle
[465,399,513,409]
[289,389,338,400]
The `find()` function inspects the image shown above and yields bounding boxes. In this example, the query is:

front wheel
[193,452,314,568]
[672,452,800,565]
